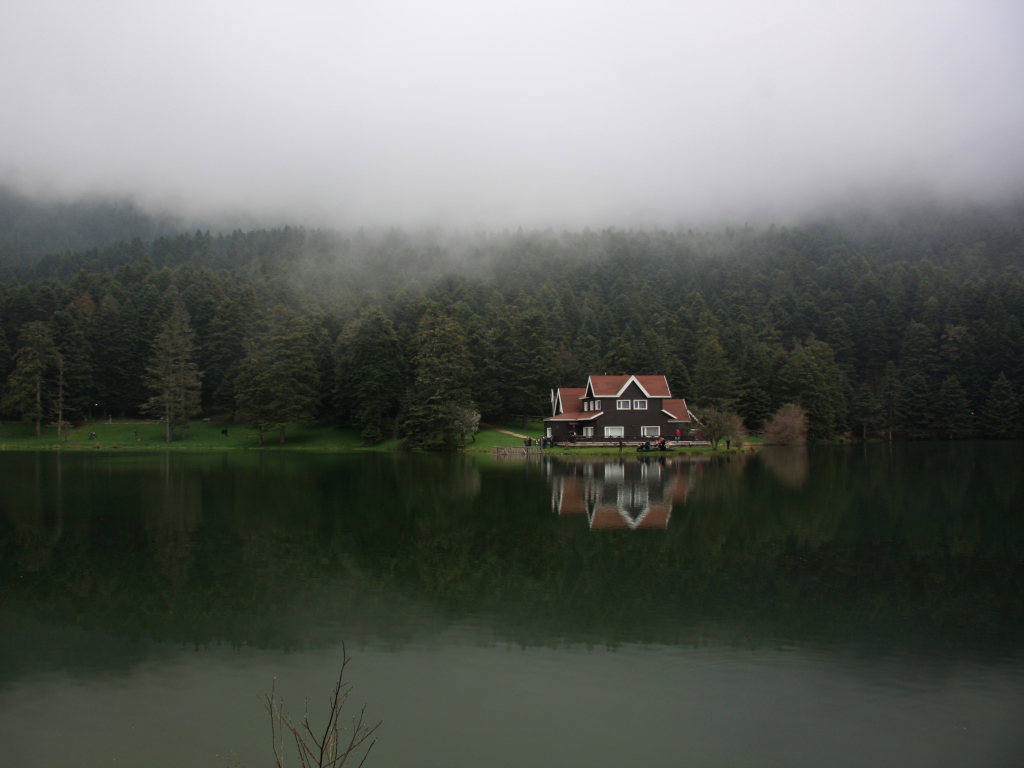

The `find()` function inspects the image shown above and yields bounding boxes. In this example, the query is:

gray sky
[2,0,1023,229]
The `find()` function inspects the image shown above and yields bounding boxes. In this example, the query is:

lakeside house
[544,375,698,443]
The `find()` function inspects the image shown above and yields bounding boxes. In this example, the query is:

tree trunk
[165,404,172,442]
[279,425,287,444]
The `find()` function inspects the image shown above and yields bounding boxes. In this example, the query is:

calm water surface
[1,443,1022,767]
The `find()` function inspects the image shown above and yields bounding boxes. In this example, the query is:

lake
[1,443,1022,767]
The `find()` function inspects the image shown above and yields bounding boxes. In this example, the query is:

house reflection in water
[547,458,698,530]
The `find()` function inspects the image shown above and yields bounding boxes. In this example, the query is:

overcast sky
[1,0,1023,229]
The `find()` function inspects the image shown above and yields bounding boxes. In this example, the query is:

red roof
[662,399,692,422]
[588,375,672,398]
[547,387,601,421]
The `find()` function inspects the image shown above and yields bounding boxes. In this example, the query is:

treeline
[1,206,1023,444]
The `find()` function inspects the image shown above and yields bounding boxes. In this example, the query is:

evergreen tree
[334,306,406,444]
[934,375,973,439]
[49,309,94,422]
[855,299,888,375]
[601,335,633,376]
[501,307,555,426]
[142,304,203,442]
[898,372,934,439]
[849,383,884,440]
[234,306,321,445]
[899,321,939,379]
[691,328,738,409]
[92,292,143,416]
[981,373,1020,439]
[779,339,847,438]
[201,284,257,414]
[403,308,476,450]
[881,361,901,441]
[0,326,10,383]
[1,322,59,437]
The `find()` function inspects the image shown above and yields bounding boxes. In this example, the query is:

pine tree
[234,306,320,445]
[981,373,1020,439]
[502,307,555,427]
[403,308,476,450]
[49,309,94,422]
[602,335,633,376]
[691,328,738,409]
[0,326,11,383]
[899,322,939,380]
[849,383,884,440]
[779,339,847,438]
[334,306,406,444]
[1,322,60,437]
[92,292,143,416]
[201,284,257,414]
[898,372,934,440]
[881,361,901,441]
[142,304,203,442]
[934,375,973,439]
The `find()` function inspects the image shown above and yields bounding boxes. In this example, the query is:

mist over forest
[1,0,1022,446]
[0,184,1021,445]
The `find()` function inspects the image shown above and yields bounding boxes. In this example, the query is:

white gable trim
[589,375,670,399]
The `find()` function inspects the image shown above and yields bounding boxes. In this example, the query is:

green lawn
[0,419,370,451]
[0,418,751,455]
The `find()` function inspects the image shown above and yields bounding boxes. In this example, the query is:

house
[544,375,698,442]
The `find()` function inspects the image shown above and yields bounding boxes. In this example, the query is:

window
[641,426,660,437]
[594,400,601,410]
[546,427,552,437]
[584,401,590,411]
[604,426,624,438]
[582,426,594,437]
[616,400,631,410]
[633,400,648,409]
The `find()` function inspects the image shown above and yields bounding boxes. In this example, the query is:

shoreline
[0,419,760,456]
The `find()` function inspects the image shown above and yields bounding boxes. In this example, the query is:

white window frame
[616,400,631,410]
[604,426,624,438]
[546,427,552,437]
[584,401,590,411]
[641,426,660,437]
[594,400,601,410]
[633,400,648,410]
[582,426,594,437]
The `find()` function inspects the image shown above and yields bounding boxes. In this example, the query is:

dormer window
[594,400,601,410]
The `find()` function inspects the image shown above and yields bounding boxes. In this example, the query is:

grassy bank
[0,418,758,456]
[0,419,374,451]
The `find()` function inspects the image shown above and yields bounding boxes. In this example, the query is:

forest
[0,191,1022,447]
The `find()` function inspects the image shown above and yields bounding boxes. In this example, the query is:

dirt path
[479,422,530,439]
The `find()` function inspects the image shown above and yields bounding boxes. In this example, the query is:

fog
[2,0,1023,230]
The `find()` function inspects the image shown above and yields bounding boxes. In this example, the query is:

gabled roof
[586,375,671,399]
[548,387,602,421]
[661,398,693,422]
[553,387,585,416]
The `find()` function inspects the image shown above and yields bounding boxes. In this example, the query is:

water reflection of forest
[546,457,703,529]
[2,446,1023,655]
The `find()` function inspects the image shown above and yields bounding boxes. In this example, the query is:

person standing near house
[675,428,681,441]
